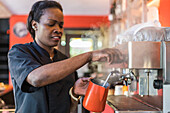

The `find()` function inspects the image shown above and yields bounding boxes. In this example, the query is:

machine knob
[153,80,163,89]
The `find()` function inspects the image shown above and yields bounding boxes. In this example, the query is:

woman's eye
[47,22,63,28]
[59,23,63,28]
[48,23,55,27]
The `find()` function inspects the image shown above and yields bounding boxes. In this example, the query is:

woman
[8,1,122,113]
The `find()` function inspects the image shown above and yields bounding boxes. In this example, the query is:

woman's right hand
[91,48,123,64]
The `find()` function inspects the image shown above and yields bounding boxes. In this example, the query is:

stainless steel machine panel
[162,41,170,113]
[113,41,162,69]
[162,41,170,83]
[128,42,161,69]
[163,85,170,113]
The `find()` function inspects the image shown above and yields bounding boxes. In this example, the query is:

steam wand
[102,71,135,87]
[102,71,114,87]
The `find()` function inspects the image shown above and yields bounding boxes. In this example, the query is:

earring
[32,26,37,31]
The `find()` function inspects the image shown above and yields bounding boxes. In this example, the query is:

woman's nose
[53,25,63,33]
[53,30,60,34]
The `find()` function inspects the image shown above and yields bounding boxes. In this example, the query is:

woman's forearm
[26,52,92,87]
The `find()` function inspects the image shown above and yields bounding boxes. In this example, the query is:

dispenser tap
[120,71,136,86]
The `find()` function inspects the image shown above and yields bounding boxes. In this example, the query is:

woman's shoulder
[11,42,33,48]
[9,42,34,53]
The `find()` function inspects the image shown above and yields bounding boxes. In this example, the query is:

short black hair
[27,1,63,40]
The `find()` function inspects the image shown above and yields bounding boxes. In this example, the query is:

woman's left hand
[73,77,92,96]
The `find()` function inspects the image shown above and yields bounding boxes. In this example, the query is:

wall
[159,0,170,27]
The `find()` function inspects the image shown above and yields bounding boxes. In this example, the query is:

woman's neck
[47,47,54,58]
[35,40,54,58]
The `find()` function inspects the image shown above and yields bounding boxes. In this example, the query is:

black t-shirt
[8,41,77,113]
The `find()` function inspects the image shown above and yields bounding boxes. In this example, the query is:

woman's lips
[52,36,60,41]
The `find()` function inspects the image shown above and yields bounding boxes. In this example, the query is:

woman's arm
[26,48,122,87]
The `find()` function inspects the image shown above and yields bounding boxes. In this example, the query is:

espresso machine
[106,41,170,113]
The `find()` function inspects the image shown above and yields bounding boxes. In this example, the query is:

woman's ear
[32,20,38,31]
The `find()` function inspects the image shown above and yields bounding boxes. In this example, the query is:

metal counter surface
[132,95,162,110]
[107,95,162,113]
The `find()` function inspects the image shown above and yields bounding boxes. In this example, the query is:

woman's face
[34,8,64,49]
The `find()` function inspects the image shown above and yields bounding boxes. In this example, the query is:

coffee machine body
[107,41,170,113]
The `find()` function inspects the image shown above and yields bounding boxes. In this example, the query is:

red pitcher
[83,79,109,112]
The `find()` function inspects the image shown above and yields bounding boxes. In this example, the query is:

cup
[114,85,123,95]
[83,79,109,112]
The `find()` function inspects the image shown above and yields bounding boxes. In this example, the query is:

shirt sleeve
[75,71,78,81]
[8,45,41,93]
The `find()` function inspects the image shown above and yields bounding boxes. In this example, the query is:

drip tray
[107,95,162,113]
